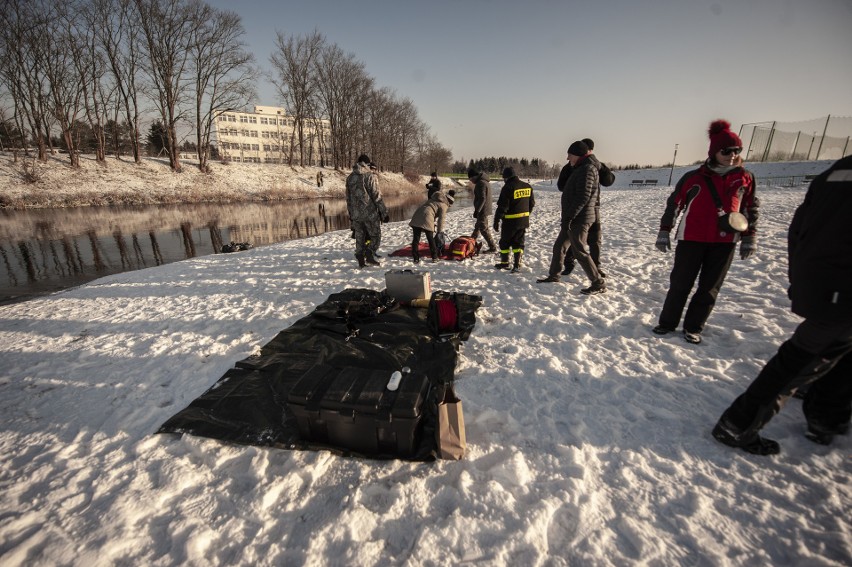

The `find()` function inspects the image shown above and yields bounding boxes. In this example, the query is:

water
[0,189,472,305]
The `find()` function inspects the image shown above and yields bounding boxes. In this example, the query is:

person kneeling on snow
[409,189,454,263]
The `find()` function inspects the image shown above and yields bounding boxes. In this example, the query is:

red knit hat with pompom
[708,119,743,157]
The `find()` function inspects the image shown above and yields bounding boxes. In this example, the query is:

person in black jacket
[538,140,606,295]
[712,155,852,455]
[562,138,615,276]
[426,172,442,198]
[468,168,497,253]
[494,167,534,273]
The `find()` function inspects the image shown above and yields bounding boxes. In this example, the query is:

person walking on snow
[653,120,759,344]
[494,167,534,273]
[562,138,615,277]
[409,189,455,263]
[712,155,852,455]
[468,168,497,253]
[538,140,607,295]
[346,153,389,268]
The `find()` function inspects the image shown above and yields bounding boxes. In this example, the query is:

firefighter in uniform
[494,167,535,273]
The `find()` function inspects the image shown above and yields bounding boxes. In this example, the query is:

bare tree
[42,3,88,167]
[134,0,202,171]
[92,0,144,163]
[313,43,373,169]
[270,30,324,167]
[0,0,52,161]
[190,7,255,172]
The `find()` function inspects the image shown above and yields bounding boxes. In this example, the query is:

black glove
[655,230,671,253]
[382,214,390,223]
[493,218,501,232]
[740,234,757,260]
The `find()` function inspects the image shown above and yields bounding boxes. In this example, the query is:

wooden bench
[629,179,659,187]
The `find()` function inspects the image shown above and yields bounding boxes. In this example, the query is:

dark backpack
[599,163,616,187]
[448,236,481,260]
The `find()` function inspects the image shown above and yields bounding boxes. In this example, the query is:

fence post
[761,121,776,162]
[790,131,801,160]
[815,115,830,160]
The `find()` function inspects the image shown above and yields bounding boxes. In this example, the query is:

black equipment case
[286,363,431,457]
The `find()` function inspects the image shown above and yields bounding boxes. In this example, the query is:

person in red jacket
[652,120,759,344]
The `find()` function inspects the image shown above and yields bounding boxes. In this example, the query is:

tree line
[0,0,451,175]
[450,156,560,180]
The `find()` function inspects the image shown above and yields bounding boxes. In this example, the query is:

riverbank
[0,151,433,209]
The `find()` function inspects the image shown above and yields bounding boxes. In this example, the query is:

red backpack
[448,236,481,260]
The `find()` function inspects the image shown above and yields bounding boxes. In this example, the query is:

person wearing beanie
[468,168,497,253]
[712,155,852,455]
[537,141,606,295]
[408,187,454,264]
[426,172,442,198]
[562,137,617,278]
[346,153,389,268]
[652,119,759,344]
[494,166,534,273]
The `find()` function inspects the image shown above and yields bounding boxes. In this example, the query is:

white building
[214,105,331,165]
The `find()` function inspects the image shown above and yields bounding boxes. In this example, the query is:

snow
[1,158,850,566]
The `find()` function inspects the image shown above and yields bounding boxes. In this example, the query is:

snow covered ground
[0,159,849,566]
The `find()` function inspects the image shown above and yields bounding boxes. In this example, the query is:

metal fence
[738,115,852,162]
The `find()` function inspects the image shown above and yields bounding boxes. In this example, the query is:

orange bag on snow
[448,236,481,260]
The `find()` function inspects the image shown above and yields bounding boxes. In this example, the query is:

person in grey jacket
[468,168,497,253]
[538,140,606,295]
[346,153,388,268]
[409,190,455,263]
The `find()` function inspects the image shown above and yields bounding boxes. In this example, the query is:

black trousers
[658,241,735,333]
[719,319,852,436]
[498,225,526,254]
[411,227,436,261]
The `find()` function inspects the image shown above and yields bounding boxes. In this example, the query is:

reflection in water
[0,189,472,304]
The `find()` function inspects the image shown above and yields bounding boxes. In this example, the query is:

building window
[260,117,269,125]
[249,117,257,124]
[252,144,259,151]
[240,115,248,123]
[250,131,258,137]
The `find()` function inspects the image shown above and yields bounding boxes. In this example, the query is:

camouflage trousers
[352,219,382,256]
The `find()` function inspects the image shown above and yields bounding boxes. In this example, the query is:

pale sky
[206,0,852,167]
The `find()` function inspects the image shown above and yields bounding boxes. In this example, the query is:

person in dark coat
[468,168,497,253]
[562,138,615,277]
[409,190,454,263]
[653,120,759,344]
[426,172,442,198]
[538,140,606,295]
[712,155,852,455]
[494,167,534,273]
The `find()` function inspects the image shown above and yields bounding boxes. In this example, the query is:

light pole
[668,144,679,185]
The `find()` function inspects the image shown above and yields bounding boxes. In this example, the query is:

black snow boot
[494,252,510,270]
[712,419,780,456]
[365,250,381,266]
[510,251,523,273]
[355,253,366,268]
